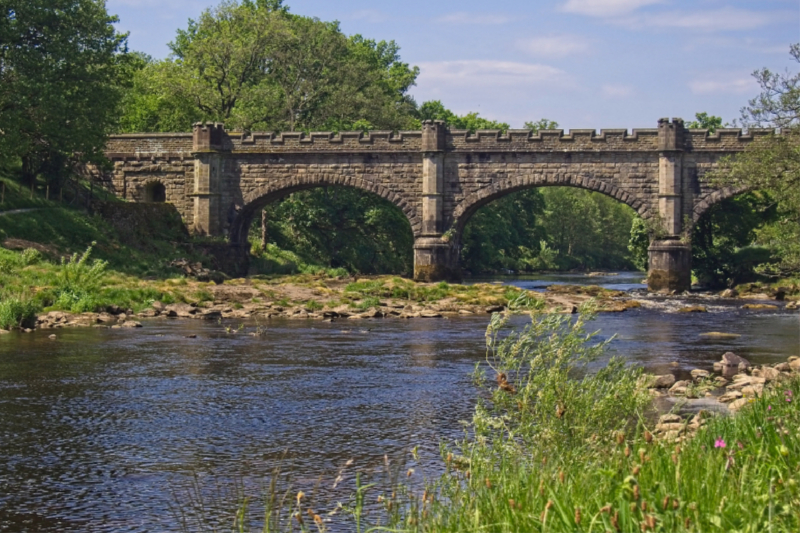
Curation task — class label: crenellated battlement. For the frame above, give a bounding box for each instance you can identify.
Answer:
[105,121,778,158]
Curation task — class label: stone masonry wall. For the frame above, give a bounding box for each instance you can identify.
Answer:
[96,124,777,244]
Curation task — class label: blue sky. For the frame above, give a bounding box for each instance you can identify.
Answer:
[107,0,799,129]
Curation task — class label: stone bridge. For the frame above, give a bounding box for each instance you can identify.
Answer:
[95,119,774,291]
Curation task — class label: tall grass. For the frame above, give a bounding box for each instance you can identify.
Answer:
[215,303,800,532]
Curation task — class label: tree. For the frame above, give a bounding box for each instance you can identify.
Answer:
[711,44,800,275]
[0,0,127,185]
[524,119,558,132]
[119,0,420,133]
[418,101,510,131]
[687,112,724,132]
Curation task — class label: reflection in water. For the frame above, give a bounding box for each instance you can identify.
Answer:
[0,299,797,532]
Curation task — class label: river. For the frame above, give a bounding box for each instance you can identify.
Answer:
[0,273,797,531]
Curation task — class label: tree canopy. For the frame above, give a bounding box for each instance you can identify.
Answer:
[0,0,127,184]
[710,44,800,276]
[118,1,419,133]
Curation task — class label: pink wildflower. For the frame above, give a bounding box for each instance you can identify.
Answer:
[768,405,772,411]
[715,438,726,449]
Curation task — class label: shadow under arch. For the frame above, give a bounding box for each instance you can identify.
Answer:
[449,175,651,245]
[229,177,422,247]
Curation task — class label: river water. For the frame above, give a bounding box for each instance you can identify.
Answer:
[0,273,797,532]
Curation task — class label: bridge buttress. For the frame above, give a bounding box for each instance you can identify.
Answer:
[649,118,692,292]
[192,123,226,236]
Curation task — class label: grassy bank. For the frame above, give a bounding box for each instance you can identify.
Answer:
[213,308,799,533]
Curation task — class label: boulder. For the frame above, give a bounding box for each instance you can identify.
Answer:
[652,374,676,388]
[678,306,707,313]
[741,384,764,398]
[718,390,743,403]
[729,398,750,412]
[786,301,799,310]
[759,366,781,382]
[690,369,710,381]
[658,414,683,424]
[775,362,790,372]
[790,358,800,372]
[120,321,143,328]
[742,304,778,311]
[669,380,689,395]
[164,303,197,318]
[720,289,738,298]
[721,352,750,369]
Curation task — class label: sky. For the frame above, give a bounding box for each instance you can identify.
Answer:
[107,0,800,130]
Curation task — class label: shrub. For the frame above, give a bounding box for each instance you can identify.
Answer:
[0,295,40,329]
[55,243,108,294]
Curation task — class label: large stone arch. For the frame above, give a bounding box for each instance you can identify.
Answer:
[449,174,652,241]
[692,186,751,224]
[228,175,422,246]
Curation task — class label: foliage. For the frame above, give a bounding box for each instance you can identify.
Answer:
[390,375,800,533]
[709,44,800,276]
[628,216,650,271]
[0,0,127,185]
[472,305,647,451]
[524,118,559,132]
[252,187,414,275]
[417,100,510,132]
[0,295,39,330]
[687,112,725,132]
[692,192,777,288]
[462,187,637,274]
[118,1,419,133]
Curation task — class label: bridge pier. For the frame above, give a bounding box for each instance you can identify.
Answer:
[647,118,692,292]
[413,120,461,282]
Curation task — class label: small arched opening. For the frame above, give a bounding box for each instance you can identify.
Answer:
[144,181,167,203]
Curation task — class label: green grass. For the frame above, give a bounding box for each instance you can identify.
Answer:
[343,276,522,306]
[219,306,800,533]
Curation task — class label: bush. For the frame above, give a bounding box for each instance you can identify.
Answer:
[0,295,40,329]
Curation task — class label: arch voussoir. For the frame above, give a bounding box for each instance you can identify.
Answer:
[231,173,423,245]
[451,175,647,237]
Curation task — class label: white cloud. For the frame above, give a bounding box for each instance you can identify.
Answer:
[516,35,590,58]
[418,61,570,88]
[689,75,758,95]
[561,0,663,17]
[437,12,512,25]
[602,84,634,98]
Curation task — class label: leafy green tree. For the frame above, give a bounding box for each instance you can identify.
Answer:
[254,187,413,274]
[418,101,510,131]
[119,0,419,133]
[524,119,559,132]
[692,192,776,287]
[0,0,127,185]
[710,44,800,275]
[687,112,724,132]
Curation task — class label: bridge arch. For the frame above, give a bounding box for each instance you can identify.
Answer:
[228,175,422,246]
[692,186,751,225]
[449,174,651,243]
